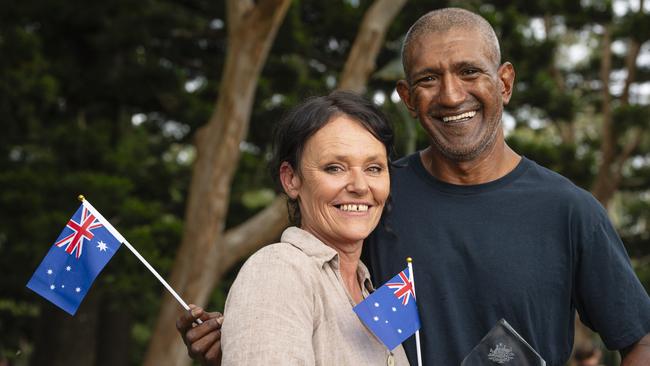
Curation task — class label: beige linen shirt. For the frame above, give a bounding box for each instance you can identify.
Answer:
[221,227,410,366]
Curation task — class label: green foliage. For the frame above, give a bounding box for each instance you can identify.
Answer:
[618,11,650,43]
[613,104,650,131]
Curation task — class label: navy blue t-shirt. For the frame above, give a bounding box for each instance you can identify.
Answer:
[364,153,650,366]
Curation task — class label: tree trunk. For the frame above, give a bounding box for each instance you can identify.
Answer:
[591,24,615,206]
[591,18,643,207]
[543,13,575,145]
[30,290,100,366]
[143,1,406,365]
[143,1,291,365]
[96,301,132,366]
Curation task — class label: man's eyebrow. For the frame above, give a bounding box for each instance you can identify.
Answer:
[410,67,439,81]
[410,61,487,81]
[452,61,486,71]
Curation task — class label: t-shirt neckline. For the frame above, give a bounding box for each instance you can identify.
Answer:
[409,153,531,195]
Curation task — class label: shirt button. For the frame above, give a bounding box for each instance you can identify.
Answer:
[387,353,395,366]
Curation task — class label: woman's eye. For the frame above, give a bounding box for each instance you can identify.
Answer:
[324,165,343,173]
[367,165,383,174]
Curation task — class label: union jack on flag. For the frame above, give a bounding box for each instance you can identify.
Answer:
[27,200,123,315]
[386,270,415,305]
[54,205,103,259]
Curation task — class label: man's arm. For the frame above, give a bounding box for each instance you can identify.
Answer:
[621,333,650,366]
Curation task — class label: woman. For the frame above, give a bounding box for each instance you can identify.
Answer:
[177,91,410,365]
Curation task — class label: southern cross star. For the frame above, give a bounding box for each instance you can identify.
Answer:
[96,240,108,252]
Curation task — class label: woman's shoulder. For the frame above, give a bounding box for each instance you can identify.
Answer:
[245,242,311,268]
[233,242,318,287]
[225,242,318,312]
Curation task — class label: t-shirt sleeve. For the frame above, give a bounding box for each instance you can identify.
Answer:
[221,245,316,365]
[574,207,650,350]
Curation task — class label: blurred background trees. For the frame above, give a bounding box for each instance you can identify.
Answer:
[1,0,648,365]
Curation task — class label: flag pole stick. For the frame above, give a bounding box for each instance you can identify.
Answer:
[407,257,423,366]
[78,195,202,323]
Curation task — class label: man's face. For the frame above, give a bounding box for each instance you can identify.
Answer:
[397,28,515,162]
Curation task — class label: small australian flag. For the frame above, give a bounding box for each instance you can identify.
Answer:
[26,201,122,315]
[354,267,421,350]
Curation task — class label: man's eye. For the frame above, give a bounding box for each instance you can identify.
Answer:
[416,76,435,84]
[367,165,383,174]
[462,69,479,76]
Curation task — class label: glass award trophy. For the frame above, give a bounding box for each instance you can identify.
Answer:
[461,319,546,365]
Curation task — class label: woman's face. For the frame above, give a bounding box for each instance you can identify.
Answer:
[281,115,390,248]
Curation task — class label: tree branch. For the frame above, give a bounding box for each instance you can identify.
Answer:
[543,13,574,144]
[591,24,615,206]
[621,39,641,105]
[338,0,407,92]
[616,129,643,168]
[226,0,254,33]
[221,196,289,270]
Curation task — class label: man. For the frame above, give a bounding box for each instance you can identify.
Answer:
[177,8,650,366]
[364,7,650,365]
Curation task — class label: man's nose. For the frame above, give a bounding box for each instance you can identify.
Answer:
[438,73,465,107]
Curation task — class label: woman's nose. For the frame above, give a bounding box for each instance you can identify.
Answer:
[346,169,369,194]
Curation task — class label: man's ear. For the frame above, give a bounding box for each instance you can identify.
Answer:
[498,62,515,105]
[396,79,417,118]
[279,162,301,199]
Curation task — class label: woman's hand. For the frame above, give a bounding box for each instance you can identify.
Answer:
[176,304,223,366]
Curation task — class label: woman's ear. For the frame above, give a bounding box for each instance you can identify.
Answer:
[279,162,301,199]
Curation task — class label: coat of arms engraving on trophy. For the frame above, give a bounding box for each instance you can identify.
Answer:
[487,343,515,364]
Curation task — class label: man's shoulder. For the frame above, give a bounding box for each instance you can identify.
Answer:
[393,152,416,166]
[522,158,586,192]
[390,152,422,183]
[392,152,418,172]
[521,157,604,211]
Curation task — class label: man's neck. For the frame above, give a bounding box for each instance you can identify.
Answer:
[420,139,521,185]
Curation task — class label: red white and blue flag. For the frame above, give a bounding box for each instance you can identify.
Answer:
[386,270,416,305]
[27,201,123,315]
[54,205,103,259]
[353,267,421,350]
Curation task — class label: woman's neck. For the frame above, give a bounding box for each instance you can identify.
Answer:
[299,226,365,303]
[336,245,364,304]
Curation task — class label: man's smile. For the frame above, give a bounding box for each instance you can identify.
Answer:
[440,110,477,123]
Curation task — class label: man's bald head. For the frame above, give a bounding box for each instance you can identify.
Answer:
[402,8,501,78]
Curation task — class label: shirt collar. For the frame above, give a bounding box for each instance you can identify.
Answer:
[281,226,338,265]
[356,260,375,294]
[281,226,373,292]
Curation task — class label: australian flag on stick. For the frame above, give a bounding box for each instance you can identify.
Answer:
[27,199,123,315]
[354,266,421,350]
